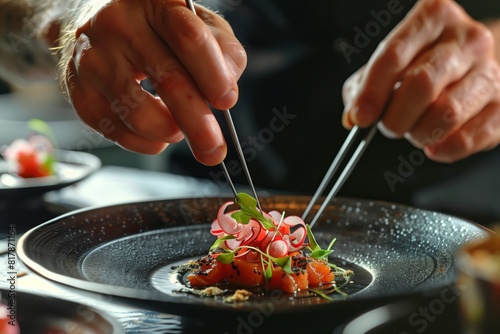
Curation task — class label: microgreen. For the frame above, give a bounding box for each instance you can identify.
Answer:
[306,224,320,251]
[204,193,352,300]
[308,288,335,301]
[306,224,336,261]
[213,245,293,279]
[209,235,235,250]
[42,154,56,176]
[264,259,273,279]
[215,252,234,264]
[308,269,354,300]
[28,118,57,174]
[273,255,292,273]
[231,193,275,230]
[28,118,58,147]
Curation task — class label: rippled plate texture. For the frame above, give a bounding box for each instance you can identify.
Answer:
[18,196,489,332]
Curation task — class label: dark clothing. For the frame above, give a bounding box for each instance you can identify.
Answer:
[169,0,500,224]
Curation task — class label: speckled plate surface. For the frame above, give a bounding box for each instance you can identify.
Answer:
[17,196,490,333]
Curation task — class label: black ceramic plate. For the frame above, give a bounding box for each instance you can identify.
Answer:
[0,150,100,200]
[18,196,490,333]
[0,289,124,333]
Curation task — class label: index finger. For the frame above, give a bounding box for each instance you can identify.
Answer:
[346,0,464,127]
[149,1,241,110]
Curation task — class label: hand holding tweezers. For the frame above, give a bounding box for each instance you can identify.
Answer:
[184,0,262,212]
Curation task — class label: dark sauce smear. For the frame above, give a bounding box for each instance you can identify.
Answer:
[165,256,372,304]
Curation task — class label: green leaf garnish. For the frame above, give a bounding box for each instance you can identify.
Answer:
[265,261,273,279]
[310,249,333,259]
[210,235,235,250]
[206,193,351,299]
[232,193,274,230]
[28,118,57,147]
[273,256,292,274]
[215,252,234,264]
[306,224,336,261]
[308,288,335,301]
[42,155,56,176]
[306,224,320,251]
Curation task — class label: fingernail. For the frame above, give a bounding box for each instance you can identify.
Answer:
[342,110,354,129]
[377,122,398,139]
[197,145,227,166]
[216,89,237,109]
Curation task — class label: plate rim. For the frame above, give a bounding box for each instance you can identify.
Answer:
[17,195,491,315]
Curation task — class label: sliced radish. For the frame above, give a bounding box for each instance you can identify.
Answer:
[268,240,288,258]
[216,202,243,235]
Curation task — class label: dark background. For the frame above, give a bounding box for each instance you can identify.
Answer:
[165,0,500,226]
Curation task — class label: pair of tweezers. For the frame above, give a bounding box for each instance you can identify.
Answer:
[303,124,378,228]
[185,0,262,212]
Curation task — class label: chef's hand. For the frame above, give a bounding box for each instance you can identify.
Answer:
[342,0,500,162]
[62,0,246,166]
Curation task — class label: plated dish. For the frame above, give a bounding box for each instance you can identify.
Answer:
[0,149,100,200]
[18,196,489,333]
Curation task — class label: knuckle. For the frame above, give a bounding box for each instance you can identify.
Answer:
[467,22,495,54]
[435,95,464,127]
[489,61,500,81]
[231,46,247,72]
[408,65,436,101]
[76,49,111,82]
[427,0,462,21]
[376,38,407,72]
[180,16,210,48]
[482,62,500,93]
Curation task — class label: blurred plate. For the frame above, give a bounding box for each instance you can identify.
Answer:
[0,289,124,333]
[17,196,489,333]
[332,297,460,334]
[0,150,101,200]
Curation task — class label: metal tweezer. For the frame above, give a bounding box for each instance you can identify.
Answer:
[185,0,262,212]
[303,124,378,228]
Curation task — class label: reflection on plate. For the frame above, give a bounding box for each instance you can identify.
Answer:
[0,289,124,333]
[18,196,489,333]
[0,149,100,200]
[332,296,462,334]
